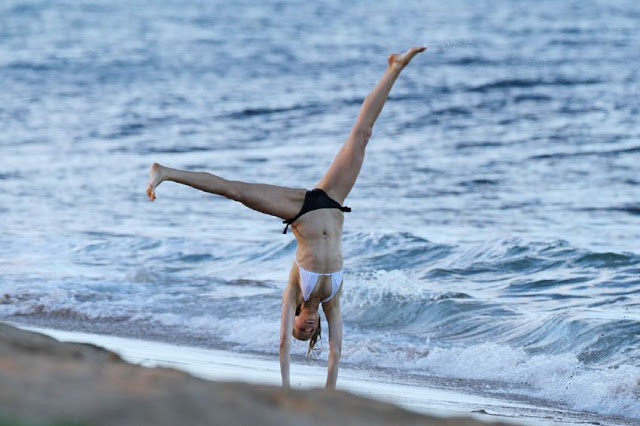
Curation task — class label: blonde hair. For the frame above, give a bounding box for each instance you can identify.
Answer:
[307,320,321,361]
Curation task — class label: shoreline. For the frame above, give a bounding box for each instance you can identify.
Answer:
[0,321,519,426]
[3,320,636,425]
[5,321,629,425]
[17,325,520,419]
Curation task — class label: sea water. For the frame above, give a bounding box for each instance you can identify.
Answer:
[1,0,638,422]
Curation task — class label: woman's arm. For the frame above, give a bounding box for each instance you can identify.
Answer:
[279,286,297,388]
[322,290,343,389]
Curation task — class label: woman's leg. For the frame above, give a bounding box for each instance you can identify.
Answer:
[146,163,306,220]
[316,46,426,204]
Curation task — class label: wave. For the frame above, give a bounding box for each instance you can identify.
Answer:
[450,239,638,271]
[344,232,453,271]
[447,56,497,66]
[0,171,22,180]
[466,77,602,93]
[5,61,57,72]
[576,205,640,217]
[454,141,504,149]
[3,235,639,420]
[403,343,640,419]
[221,93,429,123]
[458,178,499,187]
[507,277,590,293]
[337,332,640,419]
[513,93,553,103]
[138,145,213,154]
[529,145,640,160]
[7,301,638,420]
[430,106,473,117]
[223,102,324,119]
[572,251,639,268]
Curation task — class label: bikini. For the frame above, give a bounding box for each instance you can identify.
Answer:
[283,188,350,303]
[282,188,351,234]
[297,261,344,302]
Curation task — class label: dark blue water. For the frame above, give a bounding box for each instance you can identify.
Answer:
[1,0,639,421]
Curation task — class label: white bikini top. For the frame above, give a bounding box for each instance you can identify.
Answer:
[296,261,343,303]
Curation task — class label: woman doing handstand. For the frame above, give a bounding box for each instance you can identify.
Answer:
[146,46,426,389]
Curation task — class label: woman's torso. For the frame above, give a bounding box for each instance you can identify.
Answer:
[291,208,344,273]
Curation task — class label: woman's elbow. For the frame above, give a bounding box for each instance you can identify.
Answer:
[279,339,290,353]
[329,345,341,358]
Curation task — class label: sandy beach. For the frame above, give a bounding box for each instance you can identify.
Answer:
[0,321,525,426]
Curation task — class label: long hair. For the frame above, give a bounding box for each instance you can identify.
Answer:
[307,319,321,361]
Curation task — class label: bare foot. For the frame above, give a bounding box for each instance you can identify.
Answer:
[388,46,427,70]
[146,163,165,201]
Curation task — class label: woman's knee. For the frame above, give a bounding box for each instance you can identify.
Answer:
[359,125,373,142]
[350,126,372,151]
[223,180,244,202]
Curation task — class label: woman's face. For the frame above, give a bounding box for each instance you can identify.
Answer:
[292,309,319,341]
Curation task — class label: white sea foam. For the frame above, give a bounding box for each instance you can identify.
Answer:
[341,269,431,309]
[125,267,159,283]
[3,280,638,419]
[341,338,640,419]
[426,344,640,418]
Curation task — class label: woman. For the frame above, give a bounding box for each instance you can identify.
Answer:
[146,46,426,389]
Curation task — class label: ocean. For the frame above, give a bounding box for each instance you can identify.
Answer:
[1,0,638,423]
